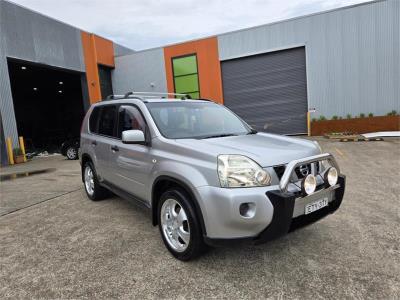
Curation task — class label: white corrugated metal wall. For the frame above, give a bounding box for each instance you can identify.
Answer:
[112,48,168,94]
[0,1,19,146]
[112,48,167,94]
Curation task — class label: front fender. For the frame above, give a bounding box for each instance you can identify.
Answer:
[149,160,212,194]
[148,161,215,235]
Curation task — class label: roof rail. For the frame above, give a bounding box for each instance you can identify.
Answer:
[124,92,134,98]
[123,92,191,99]
[105,91,192,101]
[197,98,215,102]
[105,94,143,101]
[106,94,124,100]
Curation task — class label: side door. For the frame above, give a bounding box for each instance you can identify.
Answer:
[108,105,153,201]
[94,105,118,182]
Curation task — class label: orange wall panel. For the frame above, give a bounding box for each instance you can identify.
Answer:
[94,35,115,67]
[81,32,115,104]
[164,37,224,104]
[81,32,101,104]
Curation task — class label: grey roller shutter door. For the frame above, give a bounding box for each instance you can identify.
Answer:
[221,47,308,135]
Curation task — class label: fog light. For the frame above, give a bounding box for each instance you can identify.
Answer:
[325,167,338,186]
[239,202,256,218]
[255,170,271,185]
[302,174,317,195]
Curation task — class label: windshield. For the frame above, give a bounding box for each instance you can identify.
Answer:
[146,101,252,139]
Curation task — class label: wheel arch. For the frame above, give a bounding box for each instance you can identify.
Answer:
[80,153,93,182]
[151,176,207,236]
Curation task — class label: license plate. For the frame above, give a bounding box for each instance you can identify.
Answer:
[305,197,328,215]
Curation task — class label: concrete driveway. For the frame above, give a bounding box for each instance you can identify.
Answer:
[0,138,399,299]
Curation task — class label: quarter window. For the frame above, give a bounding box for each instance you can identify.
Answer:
[89,107,101,133]
[117,106,146,139]
[172,54,200,99]
[98,105,117,137]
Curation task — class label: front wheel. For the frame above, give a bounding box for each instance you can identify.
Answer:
[158,188,207,261]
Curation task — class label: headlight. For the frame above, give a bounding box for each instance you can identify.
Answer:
[217,155,271,188]
[325,167,338,186]
[302,174,317,195]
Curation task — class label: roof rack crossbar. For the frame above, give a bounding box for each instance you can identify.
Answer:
[125,92,189,97]
[129,92,192,99]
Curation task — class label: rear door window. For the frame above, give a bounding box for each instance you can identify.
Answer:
[98,105,117,137]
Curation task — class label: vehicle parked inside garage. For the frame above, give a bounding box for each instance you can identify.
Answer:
[80,92,346,261]
[61,138,80,160]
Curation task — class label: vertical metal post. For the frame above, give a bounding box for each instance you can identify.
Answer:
[6,137,14,165]
[19,136,27,162]
[307,111,311,136]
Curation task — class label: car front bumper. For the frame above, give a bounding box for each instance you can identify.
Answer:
[199,175,346,247]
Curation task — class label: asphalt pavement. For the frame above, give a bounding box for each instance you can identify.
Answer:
[0,138,399,299]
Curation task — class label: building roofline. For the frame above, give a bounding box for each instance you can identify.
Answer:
[217,0,383,38]
[129,0,384,54]
[3,0,385,55]
[2,0,135,51]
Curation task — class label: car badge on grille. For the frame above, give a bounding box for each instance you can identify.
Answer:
[299,164,310,176]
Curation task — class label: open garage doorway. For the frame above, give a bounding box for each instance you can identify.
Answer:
[7,58,86,153]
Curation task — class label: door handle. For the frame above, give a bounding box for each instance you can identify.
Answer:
[91,141,97,146]
[111,145,119,152]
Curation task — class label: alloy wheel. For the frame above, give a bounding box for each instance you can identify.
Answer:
[160,199,190,252]
[66,147,77,159]
[84,166,95,196]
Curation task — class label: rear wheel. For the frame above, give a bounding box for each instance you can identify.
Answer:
[83,161,108,201]
[158,188,206,261]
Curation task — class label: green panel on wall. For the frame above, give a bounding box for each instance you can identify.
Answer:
[173,55,198,76]
[174,74,199,93]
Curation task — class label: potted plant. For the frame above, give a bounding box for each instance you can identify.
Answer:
[13,147,25,164]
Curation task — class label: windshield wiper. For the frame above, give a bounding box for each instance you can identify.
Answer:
[202,133,239,139]
[247,129,258,135]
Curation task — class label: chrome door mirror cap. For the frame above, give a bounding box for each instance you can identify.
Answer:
[122,130,145,144]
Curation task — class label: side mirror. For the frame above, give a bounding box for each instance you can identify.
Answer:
[122,130,145,144]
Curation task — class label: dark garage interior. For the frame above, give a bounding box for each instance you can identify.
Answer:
[7,59,85,153]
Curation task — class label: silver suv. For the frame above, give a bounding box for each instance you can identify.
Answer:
[80,92,345,261]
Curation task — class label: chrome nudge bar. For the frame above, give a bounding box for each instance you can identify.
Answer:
[279,153,340,193]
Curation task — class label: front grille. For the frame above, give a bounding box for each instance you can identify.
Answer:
[295,162,320,179]
[274,162,321,181]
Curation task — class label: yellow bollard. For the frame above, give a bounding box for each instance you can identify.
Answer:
[6,137,14,165]
[19,136,27,162]
[307,111,311,136]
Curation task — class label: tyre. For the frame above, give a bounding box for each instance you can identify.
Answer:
[83,161,109,201]
[158,188,207,261]
[66,146,78,160]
